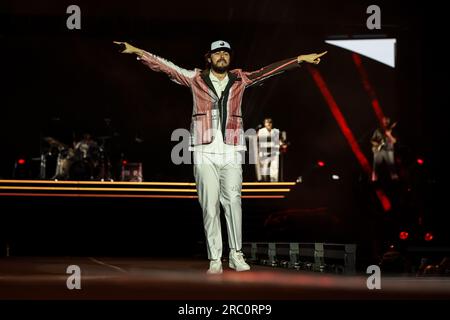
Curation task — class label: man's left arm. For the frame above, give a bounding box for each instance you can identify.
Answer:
[385,130,397,144]
[242,52,327,87]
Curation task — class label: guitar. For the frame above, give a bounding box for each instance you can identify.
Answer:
[371,141,385,153]
[371,122,397,153]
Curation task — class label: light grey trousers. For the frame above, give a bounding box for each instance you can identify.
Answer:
[259,154,279,182]
[372,150,397,180]
[193,152,243,260]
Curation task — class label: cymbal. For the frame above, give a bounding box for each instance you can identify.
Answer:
[43,137,65,147]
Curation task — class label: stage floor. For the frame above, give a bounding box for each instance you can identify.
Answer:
[1,257,450,300]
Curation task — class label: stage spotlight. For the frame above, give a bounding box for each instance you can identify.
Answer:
[331,174,340,180]
[417,158,424,165]
[424,232,434,241]
[122,160,128,165]
[399,231,409,240]
[13,158,29,179]
[317,161,325,167]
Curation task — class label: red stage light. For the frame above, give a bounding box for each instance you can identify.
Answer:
[417,158,424,165]
[317,161,325,167]
[308,66,392,212]
[399,231,409,240]
[122,160,128,165]
[18,159,26,165]
[424,232,434,241]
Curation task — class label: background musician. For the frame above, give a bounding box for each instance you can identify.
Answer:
[371,116,399,182]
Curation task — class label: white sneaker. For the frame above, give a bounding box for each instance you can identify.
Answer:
[229,250,251,272]
[207,259,223,274]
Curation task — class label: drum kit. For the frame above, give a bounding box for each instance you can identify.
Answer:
[40,134,113,181]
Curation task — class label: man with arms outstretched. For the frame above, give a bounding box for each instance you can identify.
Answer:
[114,40,326,274]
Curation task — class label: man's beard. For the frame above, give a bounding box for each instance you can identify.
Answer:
[211,60,229,73]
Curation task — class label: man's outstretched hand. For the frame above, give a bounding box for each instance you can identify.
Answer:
[298,51,327,64]
[113,41,144,56]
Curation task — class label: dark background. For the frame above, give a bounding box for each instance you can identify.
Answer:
[0,0,447,263]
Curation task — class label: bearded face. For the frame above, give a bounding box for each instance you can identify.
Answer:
[209,50,231,73]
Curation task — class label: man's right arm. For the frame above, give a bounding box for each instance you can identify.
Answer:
[371,130,384,151]
[371,129,381,142]
[113,41,196,87]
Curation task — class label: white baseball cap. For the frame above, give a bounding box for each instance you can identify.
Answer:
[210,40,232,53]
